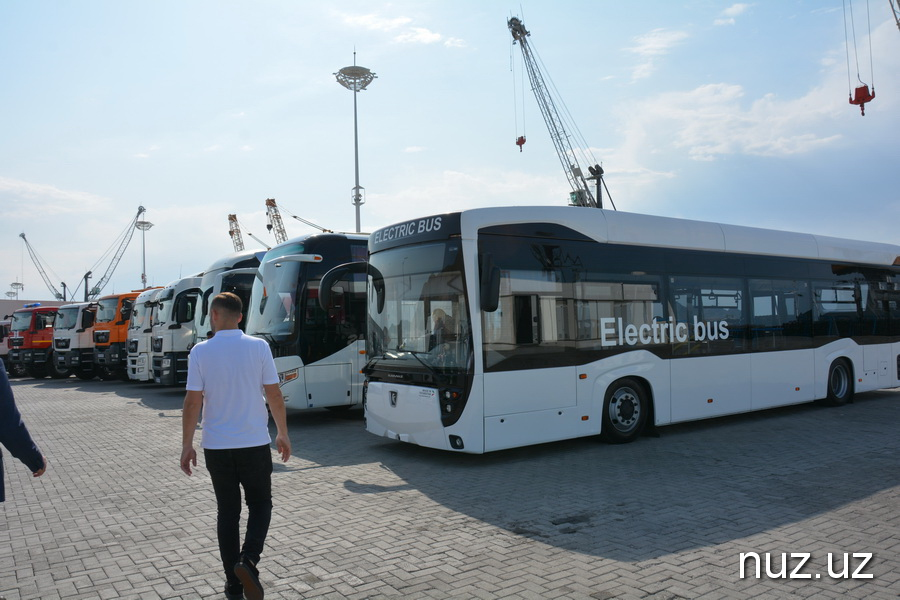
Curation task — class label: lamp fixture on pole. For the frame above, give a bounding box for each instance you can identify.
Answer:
[335,52,376,234]
[135,220,154,288]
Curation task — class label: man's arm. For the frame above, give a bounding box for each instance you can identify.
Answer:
[264,383,291,462]
[180,390,203,476]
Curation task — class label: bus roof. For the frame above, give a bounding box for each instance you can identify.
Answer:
[456,207,900,267]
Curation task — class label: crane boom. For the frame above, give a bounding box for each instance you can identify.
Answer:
[228,214,245,251]
[892,0,900,31]
[88,206,145,299]
[509,16,604,208]
[19,233,65,300]
[265,198,288,244]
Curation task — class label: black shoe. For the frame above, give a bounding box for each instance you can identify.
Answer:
[224,582,244,600]
[234,557,263,600]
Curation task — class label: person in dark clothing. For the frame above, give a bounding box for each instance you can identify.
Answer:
[0,366,47,503]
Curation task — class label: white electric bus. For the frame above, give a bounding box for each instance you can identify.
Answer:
[359,207,900,453]
[246,232,368,413]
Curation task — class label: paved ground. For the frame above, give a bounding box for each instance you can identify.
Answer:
[0,377,898,600]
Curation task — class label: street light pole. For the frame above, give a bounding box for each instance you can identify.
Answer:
[335,52,376,233]
[135,220,154,288]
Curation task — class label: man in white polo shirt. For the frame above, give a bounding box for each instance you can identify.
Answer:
[180,292,290,600]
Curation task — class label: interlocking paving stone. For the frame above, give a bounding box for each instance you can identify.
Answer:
[0,378,898,599]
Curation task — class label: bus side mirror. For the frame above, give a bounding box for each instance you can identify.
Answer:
[480,254,500,313]
[319,261,369,311]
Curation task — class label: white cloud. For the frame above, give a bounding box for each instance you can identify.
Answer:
[340,13,412,32]
[404,146,426,153]
[715,4,751,26]
[0,177,113,218]
[394,27,442,45]
[626,29,689,80]
[616,82,844,163]
[722,4,751,17]
[627,29,689,57]
[337,10,463,47]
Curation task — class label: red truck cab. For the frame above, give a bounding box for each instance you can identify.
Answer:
[5,303,70,378]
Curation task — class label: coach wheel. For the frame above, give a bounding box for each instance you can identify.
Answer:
[601,378,648,444]
[822,358,853,406]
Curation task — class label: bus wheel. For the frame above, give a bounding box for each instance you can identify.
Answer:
[601,378,648,444]
[822,358,853,406]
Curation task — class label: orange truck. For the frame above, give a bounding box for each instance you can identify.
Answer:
[92,290,145,380]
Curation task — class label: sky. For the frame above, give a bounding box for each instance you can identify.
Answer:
[1,1,898,302]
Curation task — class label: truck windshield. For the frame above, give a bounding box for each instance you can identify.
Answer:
[246,242,306,343]
[130,301,153,331]
[153,289,175,326]
[56,307,80,330]
[367,241,472,373]
[96,299,119,323]
[11,312,32,332]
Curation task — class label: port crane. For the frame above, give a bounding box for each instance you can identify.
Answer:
[227,214,271,251]
[265,198,288,244]
[19,233,67,300]
[84,206,147,300]
[508,16,612,209]
[228,214,245,252]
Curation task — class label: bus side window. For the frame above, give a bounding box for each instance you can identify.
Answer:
[513,296,539,345]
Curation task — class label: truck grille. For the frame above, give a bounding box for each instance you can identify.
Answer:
[94,330,110,344]
[55,338,71,350]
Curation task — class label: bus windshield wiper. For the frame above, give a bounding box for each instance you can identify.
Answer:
[403,350,447,385]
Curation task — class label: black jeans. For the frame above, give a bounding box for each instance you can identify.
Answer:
[204,444,273,586]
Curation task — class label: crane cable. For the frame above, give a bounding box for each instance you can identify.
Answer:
[511,33,526,150]
[842,0,875,111]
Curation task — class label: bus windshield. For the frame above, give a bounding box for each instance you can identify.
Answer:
[56,307,80,330]
[367,241,472,374]
[246,243,306,343]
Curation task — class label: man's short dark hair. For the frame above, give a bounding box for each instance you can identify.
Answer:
[210,292,243,317]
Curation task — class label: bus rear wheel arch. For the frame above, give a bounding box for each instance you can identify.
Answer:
[601,377,650,444]
[821,358,854,407]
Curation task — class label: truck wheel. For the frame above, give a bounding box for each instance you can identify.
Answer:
[48,356,71,379]
[97,366,118,381]
[75,369,97,381]
[601,378,649,444]
[7,363,28,378]
[25,364,48,379]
